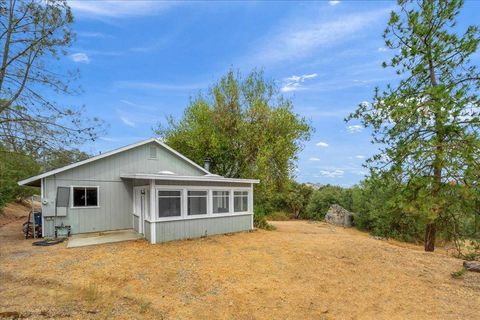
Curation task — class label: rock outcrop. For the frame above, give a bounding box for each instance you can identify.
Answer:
[325,204,354,227]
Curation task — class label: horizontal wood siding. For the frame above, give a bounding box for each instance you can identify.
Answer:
[154,214,252,243]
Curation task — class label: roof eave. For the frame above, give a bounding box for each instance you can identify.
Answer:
[16,138,212,186]
[120,173,260,184]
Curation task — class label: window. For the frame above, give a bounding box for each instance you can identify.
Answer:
[158,190,181,217]
[187,191,207,215]
[234,191,249,212]
[72,187,98,207]
[212,191,230,214]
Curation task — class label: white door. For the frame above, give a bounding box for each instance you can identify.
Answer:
[134,187,149,234]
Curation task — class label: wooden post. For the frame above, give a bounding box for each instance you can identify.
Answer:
[31,196,36,239]
[149,179,156,244]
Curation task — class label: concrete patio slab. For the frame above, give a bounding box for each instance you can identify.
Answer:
[67,229,144,248]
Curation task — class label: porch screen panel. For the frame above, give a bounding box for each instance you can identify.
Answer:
[158,190,181,217]
[188,191,207,215]
[234,191,248,212]
[212,191,230,214]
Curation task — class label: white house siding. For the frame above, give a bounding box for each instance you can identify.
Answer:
[133,215,140,233]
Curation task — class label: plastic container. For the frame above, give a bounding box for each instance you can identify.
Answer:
[33,212,42,226]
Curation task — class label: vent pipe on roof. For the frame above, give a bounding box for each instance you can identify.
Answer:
[204,158,211,171]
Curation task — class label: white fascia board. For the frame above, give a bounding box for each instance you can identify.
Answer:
[18,138,211,186]
[120,173,260,184]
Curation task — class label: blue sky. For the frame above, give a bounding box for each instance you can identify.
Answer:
[59,0,480,186]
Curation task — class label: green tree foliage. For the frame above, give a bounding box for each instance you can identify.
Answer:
[348,0,480,251]
[351,174,428,242]
[0,147,39,208]
[274,182,313,219]
[0,0,103,156]
[39,148,90,172]
[155,69,312,212]
[305,185,352,220]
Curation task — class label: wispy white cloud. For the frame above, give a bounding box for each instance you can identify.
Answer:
[351,169,367,175]
[296,106,352,119]
[347,124,363,133]
[319,169,344,178]
[309,157,321,161]
[120,99,159,112]
[329,1,341,5]
[99,136,119,142]
[68,0,179,18]
[251,8,388,65]
[77,31,109,38]
[355,155,365,159]
[120,116,136,127]
[377,47,387,52]
[281,73,318,92]
[114,81,206,91]
[70,52,90,63]
[316,141,329,147]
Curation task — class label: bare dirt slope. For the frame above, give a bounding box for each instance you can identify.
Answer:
[0,201,36,228]
[1,213,479,319]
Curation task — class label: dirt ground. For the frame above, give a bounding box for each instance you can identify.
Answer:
[1,203,479,319]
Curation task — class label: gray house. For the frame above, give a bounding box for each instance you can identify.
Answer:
[18,138,259,244]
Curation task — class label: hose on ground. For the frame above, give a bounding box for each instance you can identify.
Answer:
[32,238,66,246]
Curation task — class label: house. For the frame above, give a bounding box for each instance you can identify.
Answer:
[18,138,259,244]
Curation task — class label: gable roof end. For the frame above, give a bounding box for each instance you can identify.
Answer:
[18,138,211,186]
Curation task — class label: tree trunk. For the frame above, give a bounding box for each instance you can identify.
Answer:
[424,222,436,252]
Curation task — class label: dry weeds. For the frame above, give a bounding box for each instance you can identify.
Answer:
[0,203,479,319]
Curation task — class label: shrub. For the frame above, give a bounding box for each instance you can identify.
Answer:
[267,211,291,221]
[304,185,351,220]
[253,206,276,230]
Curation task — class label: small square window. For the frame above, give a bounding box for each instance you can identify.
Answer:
[72,187,99,207]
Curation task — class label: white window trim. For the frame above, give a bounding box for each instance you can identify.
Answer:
[70,186,100,209]
[212,190,231,215]
[233,190,249,214]
[155,188,183,221]
[146,185,252,222]
[186,189,209,217]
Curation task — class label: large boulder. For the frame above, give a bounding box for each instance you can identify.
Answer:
[325,204,354,227]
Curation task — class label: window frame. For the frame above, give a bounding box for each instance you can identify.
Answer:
[157,189,183,219]
[187,190,209,216]
[150,186,252,222]
[234,190,249,213]
[212,190,231,214]
[70,186,100,209]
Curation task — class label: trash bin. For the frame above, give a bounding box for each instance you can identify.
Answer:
[33,212,42,226]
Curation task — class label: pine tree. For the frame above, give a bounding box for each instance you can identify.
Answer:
[348,0,480,251]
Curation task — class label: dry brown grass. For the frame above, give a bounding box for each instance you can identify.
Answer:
[0,203,479,319]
